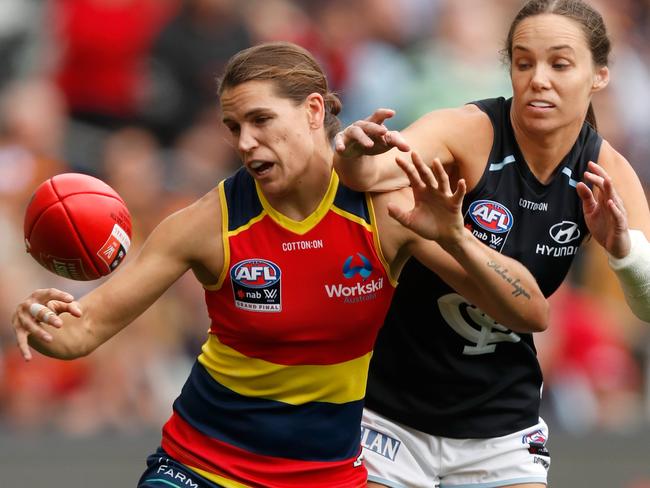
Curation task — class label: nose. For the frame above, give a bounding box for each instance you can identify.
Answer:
[237,125,259,153]
[531,65,551,91]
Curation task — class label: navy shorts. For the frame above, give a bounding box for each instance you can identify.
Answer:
[137,448,225,488]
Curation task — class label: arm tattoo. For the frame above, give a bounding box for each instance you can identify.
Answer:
[487,261,531,299]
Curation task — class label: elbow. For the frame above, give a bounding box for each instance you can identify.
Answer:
[519,295,550,333]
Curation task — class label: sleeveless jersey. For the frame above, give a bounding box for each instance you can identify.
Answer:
[161,168,396,487]
[365,97,602,438]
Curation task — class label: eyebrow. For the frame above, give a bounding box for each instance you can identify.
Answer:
[222,107,272,125]
[513,44,575,53]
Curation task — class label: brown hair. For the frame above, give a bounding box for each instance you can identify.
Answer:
[503,0,611,131]
[218,41,342,141]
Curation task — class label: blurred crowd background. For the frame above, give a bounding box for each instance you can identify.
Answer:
[1,0,650,472]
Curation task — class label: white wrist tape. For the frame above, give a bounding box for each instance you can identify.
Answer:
[608,229,650,322]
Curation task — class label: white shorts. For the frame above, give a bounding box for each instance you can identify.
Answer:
[361,408,550,488]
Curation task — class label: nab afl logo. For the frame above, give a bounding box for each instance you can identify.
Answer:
[231,259,280,287]
[231,259,282,312]
[469,200,513,234]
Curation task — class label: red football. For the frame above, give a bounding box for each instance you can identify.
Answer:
[24,173,132,281]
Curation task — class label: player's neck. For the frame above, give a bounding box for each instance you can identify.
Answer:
[264,154,334,222]
[513,119,584,185]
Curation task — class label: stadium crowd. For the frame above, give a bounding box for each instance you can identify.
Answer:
[1,0,650,438]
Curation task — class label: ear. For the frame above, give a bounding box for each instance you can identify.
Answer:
[592,66,609,92]
[305,92,325,130]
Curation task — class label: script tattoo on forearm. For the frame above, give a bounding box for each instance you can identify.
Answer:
[487,261,531,299]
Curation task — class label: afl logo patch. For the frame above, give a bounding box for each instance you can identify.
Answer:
[469,200,513,234]
[231,259,282,312]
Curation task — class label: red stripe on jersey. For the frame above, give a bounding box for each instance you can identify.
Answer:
[162,413,367,488]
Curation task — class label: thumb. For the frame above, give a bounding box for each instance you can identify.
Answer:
[387,202,410,228]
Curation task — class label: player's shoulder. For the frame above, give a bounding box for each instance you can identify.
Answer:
[410,104,492,144]
[153,187,222,250]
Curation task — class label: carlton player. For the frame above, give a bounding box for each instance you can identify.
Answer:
[334,1,650,487]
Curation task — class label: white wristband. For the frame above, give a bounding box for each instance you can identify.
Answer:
[607,229,650,322]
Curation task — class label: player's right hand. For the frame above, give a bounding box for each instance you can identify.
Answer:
[11,288,81,361]
[334,108,410,159]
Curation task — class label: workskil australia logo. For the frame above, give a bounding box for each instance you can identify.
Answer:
[325,252,383,304]
[465,199,513,251]
[231,258,282,312]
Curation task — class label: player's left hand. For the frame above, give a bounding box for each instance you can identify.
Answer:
[388,152,466,245]
[576,161,630,258]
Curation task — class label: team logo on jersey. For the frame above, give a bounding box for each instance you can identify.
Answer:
[360,425,401,461]
[324,253,383,304]
[231,259,282,312]
[465,200,513,251]
[438,293,521,355]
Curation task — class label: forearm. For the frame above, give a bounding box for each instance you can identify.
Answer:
[334,153,382,191]
[334,152,410,192]
[440,229,549,332]
[28,312,97,359]
[608,229,650,322]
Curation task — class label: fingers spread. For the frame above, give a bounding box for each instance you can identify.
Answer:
[367,108,396,125]
[453,179,467,205]
[385,131,410,152]
[430,158,449,193]
[576,182,597,212]
[411,152,437,190]
[396,155,425,190]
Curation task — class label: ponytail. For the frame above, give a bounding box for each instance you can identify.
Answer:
[585,102,598,131]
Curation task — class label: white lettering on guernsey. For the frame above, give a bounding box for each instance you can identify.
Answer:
[519,198,549,212]
[535,244,579,257]
[325,278,384,298]
[282,239,324,252]
[234,301,281,312]
[360,426,401,461]
[235,266,277,282]
[155,465,199,487]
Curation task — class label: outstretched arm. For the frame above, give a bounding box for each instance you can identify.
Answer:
[388,152,548,333]
[334,105,491,193]
[578,145,650,321]
[11,191,223,360]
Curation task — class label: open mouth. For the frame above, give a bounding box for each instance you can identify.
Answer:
[249,160,274,176]
[528,101,555,109]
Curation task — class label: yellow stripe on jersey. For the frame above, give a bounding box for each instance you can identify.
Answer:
[198,334,372,405]
[330,204,373,231]
[188,465,252,488]
[228,212,267,237]
[256,171,339,234]
[205,182,232,291]
[366,193,399,287]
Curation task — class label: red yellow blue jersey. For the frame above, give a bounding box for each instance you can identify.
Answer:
[161,168,397,487]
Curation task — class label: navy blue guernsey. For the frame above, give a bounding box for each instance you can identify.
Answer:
[365,97,602,438]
